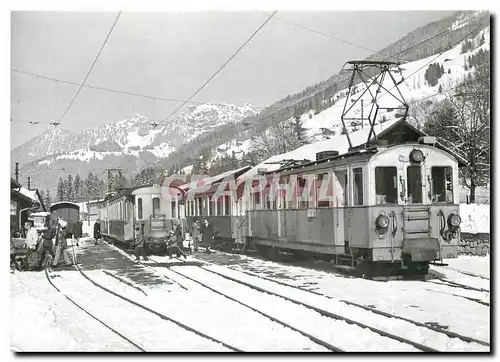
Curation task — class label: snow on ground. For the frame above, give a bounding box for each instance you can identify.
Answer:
[10,272,139,352]
[52,271,229,352]
[197,264,487,352]
[209,252,489,344]
[107,246,327,351]
[459,204,490,234]
[55,149,123,162]
[436,255,490,279]
[146,142,175,158]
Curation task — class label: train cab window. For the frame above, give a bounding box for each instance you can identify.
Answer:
[224,196,231,215]
[152,197,160,217]
[352,168,364,206]
[137,198,143,219]
[407,166,423,204]
[431,166,453,203]
[375,167,398,204]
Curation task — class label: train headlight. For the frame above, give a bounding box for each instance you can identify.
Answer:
[409,149,424,163]
[448,213,461,229]
[375,214,390,230]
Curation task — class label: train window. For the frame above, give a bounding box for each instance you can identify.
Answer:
[216,196,223,216]
[407,166,423,204]
[352,168,364,206]
[334,170,348,207]
[431,167,453,203]
[253,192,261,210]
[152,197,160,217]
[171,201,177,218]
[208,197,213,216]
[224,196,231,215]
[138,198,143,219]
[375,167,398,204]
[317,173,330,207]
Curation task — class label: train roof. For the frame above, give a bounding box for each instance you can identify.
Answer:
[182,166,252,194]
[237,119,467,184]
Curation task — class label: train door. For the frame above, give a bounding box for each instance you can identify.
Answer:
[332,169,347,253]
[402,160,433,246]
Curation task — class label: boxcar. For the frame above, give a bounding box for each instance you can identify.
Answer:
[50,202,80,236]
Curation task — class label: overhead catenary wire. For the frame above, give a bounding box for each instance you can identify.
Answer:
[57,12,122,124]
[275,15,377,53]
[161,10,278,123]
[226,14,484,132]
[11,68,266,110]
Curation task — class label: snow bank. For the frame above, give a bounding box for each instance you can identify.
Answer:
[460,204,490,234]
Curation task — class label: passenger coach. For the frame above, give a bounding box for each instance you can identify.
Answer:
[98,184,183,249]
[243,136,466,276]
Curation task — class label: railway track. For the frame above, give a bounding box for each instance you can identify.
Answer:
[104,241,489,351]
[161,254,489,352]
[43,250,239,352]
[44,258,145,352]
[223,265,490,348]
[148,259,430,352]
[430,278,489,293]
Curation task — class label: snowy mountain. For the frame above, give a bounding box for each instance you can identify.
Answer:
[11,103,257,192]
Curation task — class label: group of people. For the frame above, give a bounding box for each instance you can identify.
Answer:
[15,216,75,270]
[132,218,215,262]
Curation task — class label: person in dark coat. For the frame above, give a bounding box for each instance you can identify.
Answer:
[93,219,101,246]
[190,218,201,252]
[74,219,83,247]
[38,217,55,269]
[134,224,149,262]
[200,218,214,254]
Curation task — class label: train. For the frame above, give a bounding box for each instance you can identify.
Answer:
[97,184,184,251]
[49,202,80,237]
[95,130,465,276]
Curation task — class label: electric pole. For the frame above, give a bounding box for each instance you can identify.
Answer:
[15,162,19,182]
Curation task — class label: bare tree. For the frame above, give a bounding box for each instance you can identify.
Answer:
[424,61,490,203]
[250,121,304,160]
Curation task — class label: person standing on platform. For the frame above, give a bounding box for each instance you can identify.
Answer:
[201,218,214,254]
[93,219,101,246]
[38,217,55,269]
[74,219,83,247]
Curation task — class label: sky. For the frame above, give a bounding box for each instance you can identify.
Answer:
[10,10,454,149]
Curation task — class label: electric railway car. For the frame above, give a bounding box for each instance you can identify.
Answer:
[98,184,183,250]
[239,137,465,275]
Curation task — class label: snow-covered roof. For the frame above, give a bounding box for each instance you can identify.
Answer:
[18,187,40,203]
[237,118,400,184]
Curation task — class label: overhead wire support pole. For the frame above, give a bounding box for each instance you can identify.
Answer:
[57,11,122,124]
